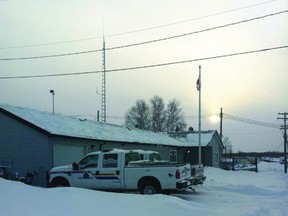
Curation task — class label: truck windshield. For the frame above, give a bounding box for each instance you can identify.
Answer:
[78,154,99,169]
[125,152,141,165]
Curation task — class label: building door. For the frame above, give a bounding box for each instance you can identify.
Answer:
[53,143,86,166]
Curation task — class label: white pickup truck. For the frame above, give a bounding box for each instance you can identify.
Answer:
[136,150,206,185]
[48,149,194,194]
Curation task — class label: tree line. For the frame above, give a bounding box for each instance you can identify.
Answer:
[125,95,187,132]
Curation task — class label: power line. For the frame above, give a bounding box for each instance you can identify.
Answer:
[0,0,278,50]
[184,115,211,119]
[224,113,281,128]
[106,9,288,51]
[0,45,287,80]
[0,49,103,61]
[0,37,103,50]
[105,0,278,37]
[1,9,287,61]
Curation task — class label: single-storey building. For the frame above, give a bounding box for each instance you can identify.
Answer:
[0,104,223,186]
[169,131,224,167]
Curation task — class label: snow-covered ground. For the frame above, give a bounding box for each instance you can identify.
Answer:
[1,161,287,216]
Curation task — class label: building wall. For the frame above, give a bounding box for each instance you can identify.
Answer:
[179,147,212,166]
[207,134,223,168]
[0,112,50,186]
[178,133,223,167]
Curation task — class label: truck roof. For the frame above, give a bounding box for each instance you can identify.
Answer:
[86,148,137,156]
[132,149,159,154]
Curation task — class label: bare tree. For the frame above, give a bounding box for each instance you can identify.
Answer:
[166,99,187,132]
[125,97,187,132]
[150,95,166,132]
[223,136,233,154]
[125,99,150,130]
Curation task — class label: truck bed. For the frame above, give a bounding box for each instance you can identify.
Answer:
[128,160,188,167]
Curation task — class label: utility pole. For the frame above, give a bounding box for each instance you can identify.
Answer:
[220,107,225,163]
[220,107,223,140]
[278,112,287,173]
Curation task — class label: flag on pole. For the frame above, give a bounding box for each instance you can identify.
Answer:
[196,76,201,91]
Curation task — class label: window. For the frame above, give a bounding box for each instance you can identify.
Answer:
[78,154,99,169]
[0,159,12,168]
[103,154,118,168]
[170,150,177,162]
[214,154,219,165]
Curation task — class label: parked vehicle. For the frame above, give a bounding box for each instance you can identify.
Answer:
[48,149,194,194]
[134,149,206,185]
[232,157,258,172]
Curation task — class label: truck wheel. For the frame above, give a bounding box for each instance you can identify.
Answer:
[140,181,160,195]
[51,178,70,187]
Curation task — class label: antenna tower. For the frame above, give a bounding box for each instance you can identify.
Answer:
[101,38,106,123]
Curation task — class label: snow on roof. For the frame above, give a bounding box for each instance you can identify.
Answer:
[170,131,216,147]
[0,104,185,146]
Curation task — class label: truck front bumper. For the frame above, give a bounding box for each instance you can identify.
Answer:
[176,177,194,190]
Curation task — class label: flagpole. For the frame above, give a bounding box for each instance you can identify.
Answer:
[198,65,202,164]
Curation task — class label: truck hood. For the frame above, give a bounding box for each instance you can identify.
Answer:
[49,164,72,172]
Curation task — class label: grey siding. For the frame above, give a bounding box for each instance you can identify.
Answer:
[207,134,223,168]
[0,112,50,186]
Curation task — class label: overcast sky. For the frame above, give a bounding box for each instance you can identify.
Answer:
[1,0,287,152]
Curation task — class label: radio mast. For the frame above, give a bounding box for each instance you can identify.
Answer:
[101,37,106,123]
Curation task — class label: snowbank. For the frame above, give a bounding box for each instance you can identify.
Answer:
[1,161,287,216]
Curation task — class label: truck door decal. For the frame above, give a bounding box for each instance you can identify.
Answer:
[83,172,89,179]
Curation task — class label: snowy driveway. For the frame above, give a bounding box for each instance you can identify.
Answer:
[173,162,288,215]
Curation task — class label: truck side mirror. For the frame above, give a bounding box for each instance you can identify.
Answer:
[72,162,78,170]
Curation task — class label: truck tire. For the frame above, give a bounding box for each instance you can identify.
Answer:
[50,178,70,187]
[139,180,161,195]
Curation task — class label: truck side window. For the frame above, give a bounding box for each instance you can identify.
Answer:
[78,155,99,169]
[103,154,118,168]
[149,153,161,161]
[125,152,141,165]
